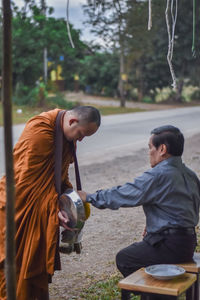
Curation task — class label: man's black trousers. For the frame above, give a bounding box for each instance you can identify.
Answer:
[116,232,197,300]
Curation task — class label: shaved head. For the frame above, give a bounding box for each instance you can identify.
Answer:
[70,106,101,127]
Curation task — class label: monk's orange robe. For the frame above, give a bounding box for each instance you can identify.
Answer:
[0,109,73,299]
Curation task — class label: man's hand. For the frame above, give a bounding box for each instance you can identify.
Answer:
[58,210,73,231]
[77,190,87,202]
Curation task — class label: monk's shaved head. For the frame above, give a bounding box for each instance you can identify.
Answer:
[63,106,100,142]
[70,106,101,127]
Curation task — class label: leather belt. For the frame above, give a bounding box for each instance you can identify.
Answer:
[161,227,195,235]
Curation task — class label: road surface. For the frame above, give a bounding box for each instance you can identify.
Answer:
[0,106,200,175]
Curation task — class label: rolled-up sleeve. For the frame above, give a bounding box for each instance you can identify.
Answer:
[86,171,157,209]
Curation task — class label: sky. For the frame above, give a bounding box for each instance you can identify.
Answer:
[13,0,95,43]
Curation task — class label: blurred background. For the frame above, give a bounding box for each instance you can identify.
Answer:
[0,0,200,120]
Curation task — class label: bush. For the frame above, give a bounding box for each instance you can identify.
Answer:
[13,82,48,107]
[46,93,75,109]
[182,85,200,102]
[13,82,76,109]
[142,96,154,103]
[155,87,172,103]
[155,85,200,103]
[13,85,40,106]
[129,88,139,101]
[191,89,200,101]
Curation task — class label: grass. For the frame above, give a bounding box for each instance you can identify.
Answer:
[0,104,45,126]
[0,102,146,126]
[195,226,200,252]
[96,106,145,116]
[79,273,139,300]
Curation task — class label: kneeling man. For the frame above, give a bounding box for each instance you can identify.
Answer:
[79,125,200,300]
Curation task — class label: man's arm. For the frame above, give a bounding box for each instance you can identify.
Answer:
[78,171,156,210]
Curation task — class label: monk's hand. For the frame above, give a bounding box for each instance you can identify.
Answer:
[142,226,147,237]
[58,210,73,231]
[77,190,87,202]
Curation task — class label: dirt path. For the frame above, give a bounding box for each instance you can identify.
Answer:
[65,91,185,111]
[49,132,200,300]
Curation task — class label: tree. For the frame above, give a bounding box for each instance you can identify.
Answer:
[124,0,200,102]
[79,51,119,96]
[83,0,129,106]
[9,0,87,97]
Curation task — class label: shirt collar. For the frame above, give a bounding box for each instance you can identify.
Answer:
[156,156,182,168]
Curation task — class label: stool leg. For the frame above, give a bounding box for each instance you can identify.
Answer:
[140,294,150,300]
[192,273,200,300]
[186,283,194,300]
[196,273,199,300]
[121,289,131,300]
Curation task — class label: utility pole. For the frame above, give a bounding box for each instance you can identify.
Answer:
[2,0,16,299]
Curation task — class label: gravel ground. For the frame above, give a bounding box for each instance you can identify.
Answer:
[49,132,200,300]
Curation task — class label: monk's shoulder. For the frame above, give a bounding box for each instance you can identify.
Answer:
[28,108,61,128]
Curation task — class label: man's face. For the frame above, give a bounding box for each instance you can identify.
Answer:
[148,135,164,168]
[64,120,98,142]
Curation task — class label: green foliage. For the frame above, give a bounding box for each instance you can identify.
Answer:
[125,0,200,99]
[45,18,86,90]
[80,274,139,300]
[13,84,39,106]
[155,85,200,103]
[83,0,128,48]
[9,0,87,103]
[191,89,200,101]
[142,96,154,104]
[84,0,200,101]
[47,94,75,110]
[13,82,48,106]
[12,5,44,88]
[13,81,75,109]
[79,51,119,96]
[155,87,174,103]
[1,0,200,106]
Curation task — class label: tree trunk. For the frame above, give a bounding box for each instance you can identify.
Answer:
[137,68,144,102]
[174,79,184,103]
[118,47,126,107]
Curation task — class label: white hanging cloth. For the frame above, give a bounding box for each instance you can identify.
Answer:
[165,0,178,89]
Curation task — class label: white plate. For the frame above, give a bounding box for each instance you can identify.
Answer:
[145,264,185,280]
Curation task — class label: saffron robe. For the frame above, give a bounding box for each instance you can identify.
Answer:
[0,109,74,299]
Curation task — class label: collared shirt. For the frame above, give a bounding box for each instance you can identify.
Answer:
[86,157,200,233]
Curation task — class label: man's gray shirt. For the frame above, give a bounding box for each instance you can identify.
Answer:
[86,157,200,233]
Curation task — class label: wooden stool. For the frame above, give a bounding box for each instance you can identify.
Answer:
[177,252,200,300]
[118,268,196,300]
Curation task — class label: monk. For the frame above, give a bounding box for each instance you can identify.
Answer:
[0,106,101,300]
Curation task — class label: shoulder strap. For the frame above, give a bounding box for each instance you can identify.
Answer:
[70,142,82,190]
[55,110,82,196]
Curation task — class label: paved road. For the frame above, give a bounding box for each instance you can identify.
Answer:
[77,106,200,165]
[1,106,200,175]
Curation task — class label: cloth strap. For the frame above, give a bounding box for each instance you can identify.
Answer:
[55,110,82,196]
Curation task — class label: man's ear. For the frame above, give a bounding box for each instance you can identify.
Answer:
[160,144,167,156]
[69,118,78,126]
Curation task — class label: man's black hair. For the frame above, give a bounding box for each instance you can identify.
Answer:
[72,105,101,127]
[151,125,184,156]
